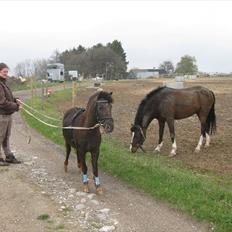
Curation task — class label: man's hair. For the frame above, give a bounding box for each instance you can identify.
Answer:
[0,63,9,71]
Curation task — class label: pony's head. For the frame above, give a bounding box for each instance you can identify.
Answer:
[130,124,146,153]
[95,91,114,133]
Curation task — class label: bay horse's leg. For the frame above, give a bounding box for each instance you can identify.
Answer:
[205,122,211,147]
[91,151,103,194]
[196,112,207,152]
[64,142,71,173]
[79,152,89,193]
[154,120,165,153]
[205,133,211,147]
[167,119,177,157]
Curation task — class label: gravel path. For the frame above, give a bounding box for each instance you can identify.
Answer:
[0,87,209,232]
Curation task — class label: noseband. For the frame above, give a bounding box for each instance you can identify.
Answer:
[95,100,113,125]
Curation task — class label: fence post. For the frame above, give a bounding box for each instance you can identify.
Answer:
[30,76,34,107]
[41,80,45,110]
[72,81,77,107]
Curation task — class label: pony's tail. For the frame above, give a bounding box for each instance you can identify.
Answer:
[206,91,216,135]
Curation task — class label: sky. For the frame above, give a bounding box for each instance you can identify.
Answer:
[1,1,232,73]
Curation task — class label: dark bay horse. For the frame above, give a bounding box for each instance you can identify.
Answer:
[130,86,216,156]
[62,91,114,193]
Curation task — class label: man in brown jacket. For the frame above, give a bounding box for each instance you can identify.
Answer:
[0,63,21,166]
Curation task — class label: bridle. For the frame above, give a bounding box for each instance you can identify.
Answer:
[95,100,113,125]
[138,126,146,141]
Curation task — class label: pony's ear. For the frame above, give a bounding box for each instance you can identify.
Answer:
[109,92,113,95]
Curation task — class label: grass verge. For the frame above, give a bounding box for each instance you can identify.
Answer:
[22,89,232,232]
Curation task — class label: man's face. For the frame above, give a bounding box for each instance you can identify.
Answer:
[0,68,9,78]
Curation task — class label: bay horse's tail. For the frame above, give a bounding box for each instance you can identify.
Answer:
[206,91,216,135]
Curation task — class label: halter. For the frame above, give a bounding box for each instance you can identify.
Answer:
[95,100,113,125]
[138,126,146,140]
[130,125,146,153]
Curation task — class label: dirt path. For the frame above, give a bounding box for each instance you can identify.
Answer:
[0,87,209,232]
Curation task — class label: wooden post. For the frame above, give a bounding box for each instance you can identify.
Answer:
[72,81,78,107]
[72,81,75,107]
[41,81,45,110]
[30,76,34,107]
[63,80,66,89]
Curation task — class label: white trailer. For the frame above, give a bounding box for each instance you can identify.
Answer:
[47,63,64,82]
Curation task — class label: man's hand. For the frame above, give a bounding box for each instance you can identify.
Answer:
[16,99,22,109]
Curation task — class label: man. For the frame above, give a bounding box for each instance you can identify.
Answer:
[0,63,21,166]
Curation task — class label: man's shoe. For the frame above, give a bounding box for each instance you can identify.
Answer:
[5,154,21,164]
[0,158,10,166]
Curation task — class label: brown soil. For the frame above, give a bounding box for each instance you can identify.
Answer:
[59,78,232,176]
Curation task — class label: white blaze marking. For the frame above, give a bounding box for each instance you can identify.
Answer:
[130,132,135,152]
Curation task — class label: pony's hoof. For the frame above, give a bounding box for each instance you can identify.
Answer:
[195,148,201,153]
[96,185,103,195]
[64,165,68,173]
[205,144,210,148]
[83,183,89,193]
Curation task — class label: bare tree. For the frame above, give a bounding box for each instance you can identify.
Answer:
[33,59,48,79]
[14,59,48,79]
[49,49,60,63]
[159,61,174,74]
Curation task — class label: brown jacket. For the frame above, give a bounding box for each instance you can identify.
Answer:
[0,77,19,115]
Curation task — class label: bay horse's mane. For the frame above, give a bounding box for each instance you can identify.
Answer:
[134,86,166,125]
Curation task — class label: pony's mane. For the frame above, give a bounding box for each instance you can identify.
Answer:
[134,86,166,125]
[87,91,113,109]
[97,91,113,103]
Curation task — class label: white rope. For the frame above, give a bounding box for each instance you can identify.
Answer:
[22,107,100,130]
[18,100,62,122]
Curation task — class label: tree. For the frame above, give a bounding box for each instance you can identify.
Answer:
[33,59,48,79]
[159,61,174,74]
[58,41,128,79]
[14,59,48,79]
[175,55,198,75]
[107,40,128,65]
[49,49,60,63]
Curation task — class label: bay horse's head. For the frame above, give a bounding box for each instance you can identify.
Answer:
[95,91,114,133]
[130,124,146,153]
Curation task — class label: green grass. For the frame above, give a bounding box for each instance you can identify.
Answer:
[11,81,66,92]
[22,89,232,232]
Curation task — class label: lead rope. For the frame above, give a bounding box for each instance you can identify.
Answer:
[18,100,62,122]
[22,107,101,130]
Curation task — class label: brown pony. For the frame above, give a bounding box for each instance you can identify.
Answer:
[130,86,216,156]
[63,91,113,193]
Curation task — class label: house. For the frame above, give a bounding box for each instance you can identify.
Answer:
[128,68,167,79]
